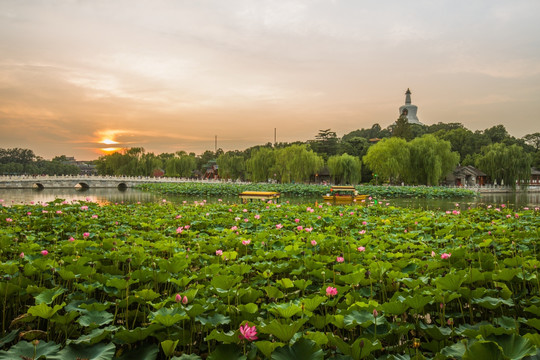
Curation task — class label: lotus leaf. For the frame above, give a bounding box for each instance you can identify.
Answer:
[52,342,116,360]
[271,338,324,360]
[0,340,60,360]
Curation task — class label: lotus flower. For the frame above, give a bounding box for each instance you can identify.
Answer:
[216,249,223,256]
[357,246,365,252]
[440,253,451,260]
[182,296,188,305]
[41,250,48,256]
[311,240,317,246]
[326,286,338,296]
[239,323,258,341]
[336,256,344,263]
[175,294,182,302]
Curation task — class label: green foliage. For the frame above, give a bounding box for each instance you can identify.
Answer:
[217,153,246,180]
[136,182,477,198]
[476,143,532,187]
[327,153,362,185]
[0,194,537,359]
[408,135,459,185]
[246,147,276,182]
[363,137,410,184]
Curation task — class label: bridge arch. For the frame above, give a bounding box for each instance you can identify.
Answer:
[33,183,44,190]
[75,182,90,190]
[117,182,128,190]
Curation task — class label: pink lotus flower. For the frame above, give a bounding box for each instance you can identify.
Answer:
[359,230,366,235]
[162,199,167,203]
[68,237,75,242]
[6,218,12,222]
[244,219,249,222]
[311,240,317,246]
[336,256,344,263]
[216,249,223,256]
[182,296,188,305]
[305,227,313,232]
[56,211,62,214]
[326,286,338,297]
[83,232,90,239]
[175,294,182,302]
[41,250,48,256]
[373,309,378,317]
[254,214,260,220]
[295,218,300,223]
[185,225,190,229]
[176,227,184,234]
[357,246,365,252]
[19,252,24,258]
[276,224,283,229]
[91,214,98,219]
[242,239,251,246]
[362,221,367,225]
[80,206,88,211]
[297,226,303,231]
[231,226,238,231]
[441,253,451,260]
[239,323,258,341]
[431,251,436,257]
[27,212,31,216]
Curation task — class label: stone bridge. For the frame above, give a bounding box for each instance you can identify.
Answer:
[0,175,210,190]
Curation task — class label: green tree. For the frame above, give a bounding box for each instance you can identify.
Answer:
[362,137,410,184]
[217,152,246,180]
[310,129,338,160]
[327,153,362,185]
[408,135,460,185]
[476,143,532,187]
[274,144,324,183]
[392,114,412,140]
[246,147,276,182]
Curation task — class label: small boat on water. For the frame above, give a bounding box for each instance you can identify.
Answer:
[322,186,368,205]
[239,191,280,204]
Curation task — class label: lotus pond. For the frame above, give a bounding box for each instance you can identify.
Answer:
[0,199,539,359]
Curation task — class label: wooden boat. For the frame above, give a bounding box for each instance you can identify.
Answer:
[239,191,280,203]
[322,186,368,204]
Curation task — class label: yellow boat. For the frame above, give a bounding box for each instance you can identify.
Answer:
[239,191,280,204]
[322,186,368,205]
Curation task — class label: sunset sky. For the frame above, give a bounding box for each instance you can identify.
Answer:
[1,1,539,160]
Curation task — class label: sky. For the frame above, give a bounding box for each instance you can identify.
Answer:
[1,0,539,160]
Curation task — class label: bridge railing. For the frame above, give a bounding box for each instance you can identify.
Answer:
[0,175,250,184]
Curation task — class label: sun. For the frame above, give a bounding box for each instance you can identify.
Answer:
[100,139,119,145]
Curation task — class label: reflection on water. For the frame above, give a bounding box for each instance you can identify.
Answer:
[0,188,162,206]
[0,188,539,209]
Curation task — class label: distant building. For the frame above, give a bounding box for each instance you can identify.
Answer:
[444,165,487,186]
[398,88,423,125]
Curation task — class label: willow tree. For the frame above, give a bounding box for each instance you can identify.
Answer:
[165,154,197,177]
[408,135,459,185]
[327,153,362,185]
[217,153,246,180]
[274,144,324,183]
[476,143,531,187]
[362,137,410,184]
[246,147,276,182]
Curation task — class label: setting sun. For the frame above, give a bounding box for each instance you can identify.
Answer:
[101,147,121,153]
[100,139,119,145]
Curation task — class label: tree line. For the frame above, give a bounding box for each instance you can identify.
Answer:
[0,149,80,176]
[3,122,539,186]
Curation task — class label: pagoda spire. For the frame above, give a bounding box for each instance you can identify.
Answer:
[405,88,412,105]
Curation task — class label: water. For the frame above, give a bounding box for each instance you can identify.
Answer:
[1,188,539,209]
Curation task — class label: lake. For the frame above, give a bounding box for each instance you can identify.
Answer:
[1,187,539,210]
